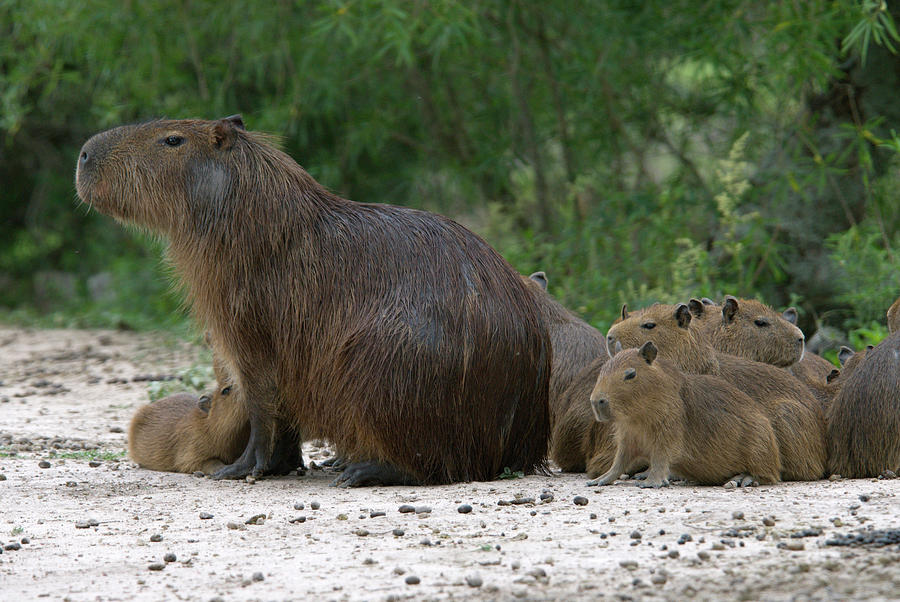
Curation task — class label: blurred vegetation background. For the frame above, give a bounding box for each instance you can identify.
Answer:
[3,0,900,346]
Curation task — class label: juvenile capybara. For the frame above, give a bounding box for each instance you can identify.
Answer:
[587,342,780,488]
[606,303,826,481]
[76,116,551,486]
[521,271,607,427]
[826,332,900,478]
[690,296,804,367]
[128,386,249,474]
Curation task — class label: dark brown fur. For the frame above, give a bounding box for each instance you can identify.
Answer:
[76,117,551,485]
[888,295,900,334]
[607,304,826,481]
[587,343,780,487]
[826,332,900,477]
[521,272,607,427]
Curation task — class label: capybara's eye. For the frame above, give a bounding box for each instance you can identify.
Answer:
[221,386,232,395]
[754,318,769,327]
[163,135,185,147]
[624,368,636,381]
[640,322,656,330]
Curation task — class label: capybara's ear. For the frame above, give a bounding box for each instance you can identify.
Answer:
[688,298,705,318]
[223,114,245,130]
[198,394,211,413]
[212,116,242,149]
[621,303,629,321]
[826,369,841,383]
[701,297,715,306]
[639,340,657,364]
[528,271,548,290]
[783,307,799,325]
[675,303,692,329]
[722,296,739,324]
[838,346,855,366]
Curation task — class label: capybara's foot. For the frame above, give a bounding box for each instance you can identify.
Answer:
[210,455,260,480]
[320,455,349,471]
[586,471,619,487]
[631,469,649,480]
[636,477,670,488]
[724,474,759,488]
[330,461,417,487]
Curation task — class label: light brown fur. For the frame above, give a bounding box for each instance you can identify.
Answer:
[587,343,780,487]
[606,304,826,481]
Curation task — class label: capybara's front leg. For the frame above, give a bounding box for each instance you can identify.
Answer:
[331,460,418,487]
[636,455,671,488]
[587,445,629,487]
[266,425,303,476]
[211,381,277,479]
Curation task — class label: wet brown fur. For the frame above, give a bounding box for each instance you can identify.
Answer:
[826,332,900,477]
[77,117,551,484]
[588,344,780,487]
[606,304,826,481]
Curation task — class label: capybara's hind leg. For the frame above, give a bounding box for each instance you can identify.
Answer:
[266,426,303,476]
[331,460,418,487]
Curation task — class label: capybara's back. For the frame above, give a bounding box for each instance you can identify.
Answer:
[76,117,550,485]
[826,331,900,478]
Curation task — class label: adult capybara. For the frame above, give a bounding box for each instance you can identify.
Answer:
[521,271,607,427]
[587,342,780,488]
[606,303,826,481]
[76,116,551,486]
[128,386,248,475]
[826,332,900,478]
[549,358,615,476]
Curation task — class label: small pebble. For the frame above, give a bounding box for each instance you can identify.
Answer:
[677,534,692,544]
[590,513,597,520]
[310,501,321,510]
[149,534,163,542]
[293,502,305,510]
[88,461,101,468]
[0,474,6,481]
[420,538,433,546]
[392,529,405,536]
[245,476,256,484]
[697,551,710,560]
[859,494,870,502]
[20,538,29,545]
[763,517,775,527]
[163,553,176,563]
[466,573,483,588]
[619,560,638,570]
[252,571,265,582]
[226,522,245,530]
[363,557,377,565]
[370,510,386,518]
[528,567,547,578]
[398,504,416,513]
[355,529,370,537]
[38,461,51,469]
[539,491,553,501]
[289,516,307,523]
[667,550,679,559]
[414,505,432,514]
[630,530,642,539]
[573,496,589,506]
[458,504,473,514]
[148,562,165,571]
[732,511,744,520]
[511,560,521,570]
[199,512,213,520]
[4,543,21,551]
[393,567,406,575]
[405,575,420,585]
[781,541,805,551]
[109,426,124,433]
[245,514,266,525]
[651,573,667,585]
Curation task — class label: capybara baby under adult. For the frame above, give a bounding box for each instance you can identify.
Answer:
[606,303,826,481]
[128,386,248,475]
[76,116,551,486]
[826,331,900,478]
[587,342,780,488]
[521,271,607,427]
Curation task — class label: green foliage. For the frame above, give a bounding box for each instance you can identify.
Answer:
[146,364,215,401]
[497,467,525,480]
[2,0,900,341]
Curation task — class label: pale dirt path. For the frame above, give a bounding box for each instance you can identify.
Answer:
[0,326,898,601]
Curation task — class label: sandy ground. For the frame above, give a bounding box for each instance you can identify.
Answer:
[0,325,899,602]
